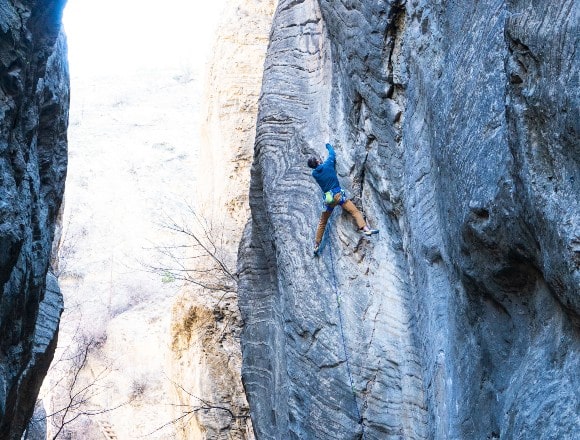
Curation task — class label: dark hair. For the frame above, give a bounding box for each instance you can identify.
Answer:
[307,157,319,169]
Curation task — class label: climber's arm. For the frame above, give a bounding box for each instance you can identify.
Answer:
[324,143,336,166]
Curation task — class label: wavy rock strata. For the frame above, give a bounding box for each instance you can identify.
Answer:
[239,0,578,439]
[0,1,68,438]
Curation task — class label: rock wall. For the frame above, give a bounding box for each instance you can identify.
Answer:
[239,1,578,439]
[169,0,276,438]
[0,0,68,438]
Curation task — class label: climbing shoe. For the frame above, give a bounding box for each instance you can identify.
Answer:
[361,228,379,236]
[313,242,320,255]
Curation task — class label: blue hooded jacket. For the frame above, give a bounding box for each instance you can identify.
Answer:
[312,144,341,193]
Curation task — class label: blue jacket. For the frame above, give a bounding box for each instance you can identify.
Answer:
[312,144,341,193]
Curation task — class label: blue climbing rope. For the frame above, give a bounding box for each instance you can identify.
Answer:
[326,229,366,440]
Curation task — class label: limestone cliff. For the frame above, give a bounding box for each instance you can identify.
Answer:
[239,1,579,439]
[0,0,68,438]
[169,0,276,438]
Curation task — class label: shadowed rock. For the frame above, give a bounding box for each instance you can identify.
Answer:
[0,1,68,438]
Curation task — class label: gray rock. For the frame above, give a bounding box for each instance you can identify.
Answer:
[0,1,68,438]
[239,0,578,439]
[23,400,47,440]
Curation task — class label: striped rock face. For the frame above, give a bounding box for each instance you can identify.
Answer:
[0,1,68,438]
[238,1,579,439]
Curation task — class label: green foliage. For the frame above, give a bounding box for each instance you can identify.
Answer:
[161,270,176,284]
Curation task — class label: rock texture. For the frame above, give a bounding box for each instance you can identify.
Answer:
[198,0,278,228]
[170,0,276,438]
[0,0,68,438]
[239,1,579,439]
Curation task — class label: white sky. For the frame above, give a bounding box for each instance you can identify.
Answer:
[63,0,228,76]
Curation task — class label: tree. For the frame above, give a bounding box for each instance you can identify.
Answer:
[143,376,250,437]
[32,326,129,439]
[146,204,238,295]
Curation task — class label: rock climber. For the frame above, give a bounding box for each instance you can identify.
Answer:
[308,143,378,255]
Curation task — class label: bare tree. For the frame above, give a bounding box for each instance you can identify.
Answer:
[33,326,130,439]
[142,375,250,437]
[47,339,115,439]
[145,204,238,295]
[140,205,249,438]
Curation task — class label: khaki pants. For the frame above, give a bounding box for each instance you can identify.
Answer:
[315,193,366,244]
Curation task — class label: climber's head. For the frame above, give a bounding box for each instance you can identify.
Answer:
[307,157,321,169]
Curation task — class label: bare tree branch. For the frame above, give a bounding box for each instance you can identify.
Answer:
[143,205,238,297]
[139,374,250,438]
[39,335,131,439]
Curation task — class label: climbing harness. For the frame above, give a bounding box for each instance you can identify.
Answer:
[325,217,367,439]
[323,186,346,209]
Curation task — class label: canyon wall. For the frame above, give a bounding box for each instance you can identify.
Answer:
[0,0,68,438]
[239,1,579,439]
[169,0,276,438]
[38,0,276,437]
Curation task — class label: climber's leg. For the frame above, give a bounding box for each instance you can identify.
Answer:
[341,199,366,230]
[315,209,333,245]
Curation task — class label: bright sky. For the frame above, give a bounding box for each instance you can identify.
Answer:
[63,0,228,76]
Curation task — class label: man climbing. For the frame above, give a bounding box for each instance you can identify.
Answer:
[308,143,378,255]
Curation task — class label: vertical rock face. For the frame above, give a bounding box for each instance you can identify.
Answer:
[198,0,278,228]
[239,1,578,439]
[0,1,68,438]
[169,0,276,438]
